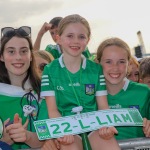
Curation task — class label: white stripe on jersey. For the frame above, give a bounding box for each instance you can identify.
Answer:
[99,75,105,85]
[100,79,105,82]
[42,79,49,82]
[41,75,49,87]
[96,90,107,96]
[40,91,55,97]
[41,83,49,86]
[42,75,48,78]
[99,75,104,78]
[100,83,106,85]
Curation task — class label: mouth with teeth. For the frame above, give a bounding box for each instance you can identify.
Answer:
[109,73,120,78]
[70,46,80,51]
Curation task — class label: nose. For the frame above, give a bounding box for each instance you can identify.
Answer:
[15,52,22,60]
[112,63,119,70]
[73,36,80,44]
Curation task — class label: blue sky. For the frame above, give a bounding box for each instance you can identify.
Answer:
[1,0,150,55]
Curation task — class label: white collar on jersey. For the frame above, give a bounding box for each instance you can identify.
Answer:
[56,44,62,54]
[58,54,86,69]
[0,78,32,97]
[122,78,130,91]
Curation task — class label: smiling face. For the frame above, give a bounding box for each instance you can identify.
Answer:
[0,36,32,79]
[58,23,89,58]
[101,45,129,88]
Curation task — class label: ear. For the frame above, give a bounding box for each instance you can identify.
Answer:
[56,35,61,44]
[87,38,90,44]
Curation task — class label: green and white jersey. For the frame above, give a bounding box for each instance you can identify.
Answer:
[41,54,107,116]
[45,44,62,59]
[108,78,150,140]
[0,83,48,150]
[45,44,91,59]
[82,47,91,58]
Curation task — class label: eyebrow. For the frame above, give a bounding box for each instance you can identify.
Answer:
[6,46,29,50]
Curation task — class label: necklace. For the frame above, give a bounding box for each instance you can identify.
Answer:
[64,60,82,106]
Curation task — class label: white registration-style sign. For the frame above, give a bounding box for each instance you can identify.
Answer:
[34,108,143,140]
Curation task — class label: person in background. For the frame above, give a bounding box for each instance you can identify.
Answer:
[96,37,150,140]
[33,17,63,58]
[0,26,58,150]
[41,14,120,150]
[127,55,140,82]
[33,50,54,77]
[139,57,150,88]
[34,16,91,59]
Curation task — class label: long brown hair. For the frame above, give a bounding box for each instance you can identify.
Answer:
[0,33,41,99]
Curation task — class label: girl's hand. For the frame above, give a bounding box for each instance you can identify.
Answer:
[41,139,60,150]
[143,118,150,137]
[98,126,118,140]
[6,113,29,143]
[57,135,74,145]
[1,118,14,145]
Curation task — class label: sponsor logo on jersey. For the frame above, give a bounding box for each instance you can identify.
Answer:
[69,83,80,86]
[57,86,64,91]
[109,104,122,109]
[85,84,95,95]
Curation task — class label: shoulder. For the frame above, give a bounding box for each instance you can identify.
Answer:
[86,59,102,70]
[45,44,57,50]
[45,59,59,68]
[129,81,150,93]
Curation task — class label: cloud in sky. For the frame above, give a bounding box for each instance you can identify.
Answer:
[1,0,150,54]
[0,0,62,24]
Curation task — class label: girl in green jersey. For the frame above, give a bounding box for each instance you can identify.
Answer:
[41,14,120,150]
[0,26,58,150]
[96,37,150,140]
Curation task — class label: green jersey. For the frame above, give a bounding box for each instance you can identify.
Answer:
[45,44,62,59]
[0,83,48,150]
[45,44,91,59]
[41,55,107,116]
[108,78,150,140]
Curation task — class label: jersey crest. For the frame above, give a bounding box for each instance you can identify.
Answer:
[85,84,95,95]
[129,105,140,110]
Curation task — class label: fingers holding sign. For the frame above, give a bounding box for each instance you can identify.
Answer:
[99,126,118,140]
[143,118,150,137]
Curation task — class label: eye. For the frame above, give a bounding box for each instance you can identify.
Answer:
[127,74,131,77]
[20,48,29,54]
[105,60,111,64]
[79,35,86,39]
[119,60,126,63]
[67,34,73,38]
[7,49,15,55]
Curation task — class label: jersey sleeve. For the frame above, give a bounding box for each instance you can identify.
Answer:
[40,65,55,97]
[96,64,107,96]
